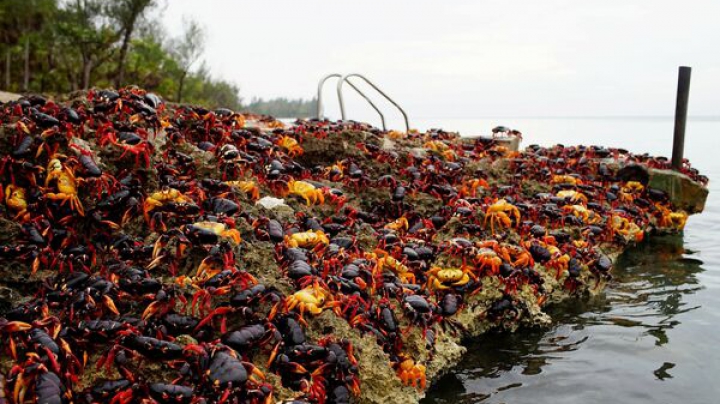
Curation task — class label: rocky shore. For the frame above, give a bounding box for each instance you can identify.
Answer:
[0,88,707,404]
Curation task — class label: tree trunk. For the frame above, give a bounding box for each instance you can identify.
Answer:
[4,51,9,90]
[82,58,93,90]
[177,71,187,103]
[115,27,134,88]
[23,38,30,92]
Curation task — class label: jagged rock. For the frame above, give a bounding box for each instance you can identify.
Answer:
[649,169,708,213]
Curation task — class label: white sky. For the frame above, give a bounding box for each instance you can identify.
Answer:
[162,0,720,119]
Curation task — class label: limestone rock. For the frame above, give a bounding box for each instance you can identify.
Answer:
[409,147,427,159]
[381,137,396,151]
[649,169,708,213]
[256,196,288,210]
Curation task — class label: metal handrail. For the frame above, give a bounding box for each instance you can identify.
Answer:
[337,73,410,133]
[317,73,386,130]
[344,81,387,130]
[316,73,341,120]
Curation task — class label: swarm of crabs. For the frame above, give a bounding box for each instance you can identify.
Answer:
[0,87,707,404]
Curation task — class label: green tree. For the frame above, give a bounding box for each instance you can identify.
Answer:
[107,0,159,88]
[124,36,177,93]
[243,97,318,118]
[171,17,204,103]
[0,1,251,113]
[0,0,57,91]
[58,0,120,89]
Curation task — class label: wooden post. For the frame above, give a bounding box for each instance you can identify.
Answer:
[672,66,691,170]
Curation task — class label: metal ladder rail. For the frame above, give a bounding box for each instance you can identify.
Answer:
[316,73,387,130]
[316,73,341,120]
[337,73,410,133]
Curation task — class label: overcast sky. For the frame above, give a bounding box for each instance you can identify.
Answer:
[161,0,720,119]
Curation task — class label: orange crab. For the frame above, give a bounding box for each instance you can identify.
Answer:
[423,140,449,153]
[656,205,688,230]
[265,119,285,129]
[459,178,489,198]
[611,214,644,242]
[556,190,588,205]
[551,174,583,186]
[384,217,409,232]
[562,204,599,224]
[191,221,242,245]
[277,136,303,157]
[284,229,330,249]
[547,252,572,279]
[619,181,645,203]
[278,283,339,324]
[323,161,346,181]
[143,187,194,222]
[426,265,477,290]
[370,249,416,284]
[224,180,260,201]
[395,357,426,389]
[287,180,324,206]
[500,244,535,268]
[474,248,503,275]
[45,155,84,216]
[484,199,520,234]
[4,185,30,221]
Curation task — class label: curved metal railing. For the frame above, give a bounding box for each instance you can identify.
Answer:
[317,73,387,130]
[337,73,409,133]
[316,73,409,132]
[316,73,342,120]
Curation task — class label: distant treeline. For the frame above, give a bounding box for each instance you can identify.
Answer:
[0,0,315,117]
[242,97,317,118]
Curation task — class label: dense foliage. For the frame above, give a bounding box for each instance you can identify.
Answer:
[242,96,317,118]
[0,0,315,116]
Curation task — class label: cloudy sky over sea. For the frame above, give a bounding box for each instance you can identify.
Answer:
[163,0,720,118]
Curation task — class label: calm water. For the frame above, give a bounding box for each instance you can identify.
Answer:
[408,117,720,404]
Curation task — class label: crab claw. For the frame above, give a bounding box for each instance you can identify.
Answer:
[32,256,40,274]
[249,365,266,383]
[152,236,167,259]
[222,229,242,245]
[2,321,32,333]
[13,372,27,404]
[142,301,162,321]
[103,295,120,315]
[285,362,309,374]
[146,254,166,270]
[194,307,234,332]
[109,388,134,404]
[183,343,207,356]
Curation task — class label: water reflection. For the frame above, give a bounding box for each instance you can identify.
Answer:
[423,235,705,404]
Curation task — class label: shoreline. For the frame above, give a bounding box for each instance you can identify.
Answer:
[0,89,707,404]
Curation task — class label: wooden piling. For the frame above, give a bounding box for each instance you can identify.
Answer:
[672,66,691,170]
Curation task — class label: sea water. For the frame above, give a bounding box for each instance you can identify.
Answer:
[409,117,720,404]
